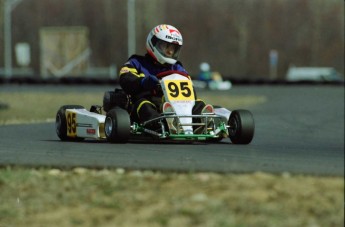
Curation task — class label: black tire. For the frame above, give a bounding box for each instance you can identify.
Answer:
[228,109,255,144]
[104,108,131,143]
[55,105,85,141]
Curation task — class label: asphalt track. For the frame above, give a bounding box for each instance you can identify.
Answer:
[0,85,344,176]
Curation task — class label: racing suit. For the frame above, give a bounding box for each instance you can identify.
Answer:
[119,54,205,129]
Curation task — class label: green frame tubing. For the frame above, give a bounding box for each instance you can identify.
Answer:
[132,117,228,141]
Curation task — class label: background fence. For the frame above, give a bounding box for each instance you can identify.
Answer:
[0,0,344,80]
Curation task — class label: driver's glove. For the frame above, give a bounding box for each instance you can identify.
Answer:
[153,84,163,96]
[141,74,159,90]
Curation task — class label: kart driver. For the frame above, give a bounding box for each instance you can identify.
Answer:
[118,24,207,130]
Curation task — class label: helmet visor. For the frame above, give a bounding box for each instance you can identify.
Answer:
[156,39,181,60]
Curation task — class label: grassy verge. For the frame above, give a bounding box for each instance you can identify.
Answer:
[0,92,266,125]
[0,91,343,226]
[0,167,343,227]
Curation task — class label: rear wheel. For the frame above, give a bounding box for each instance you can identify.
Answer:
[55,105,85,141]
[228,110,255,144]
[105,108,131,143]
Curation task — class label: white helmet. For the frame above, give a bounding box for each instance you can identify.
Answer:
[146,24,183,65]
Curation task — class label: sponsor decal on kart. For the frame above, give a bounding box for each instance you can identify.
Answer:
[86,128,96,135]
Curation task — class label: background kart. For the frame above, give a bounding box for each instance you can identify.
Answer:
[56,72,255,144]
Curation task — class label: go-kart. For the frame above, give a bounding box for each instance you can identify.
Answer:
[55,72,255,144]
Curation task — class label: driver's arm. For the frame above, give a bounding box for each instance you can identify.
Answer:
[119,63,145,96]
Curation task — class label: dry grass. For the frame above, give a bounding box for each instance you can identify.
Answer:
[0,168,343,227]
[0,92,104,124]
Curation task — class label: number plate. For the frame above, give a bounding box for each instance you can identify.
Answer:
[163,80,195,101]
[66,111,77,137]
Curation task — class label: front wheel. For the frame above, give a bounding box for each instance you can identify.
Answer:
[105,108,131,143]
[228,110,255,144]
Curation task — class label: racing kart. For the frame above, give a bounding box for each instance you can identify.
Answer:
[55,72,255,144]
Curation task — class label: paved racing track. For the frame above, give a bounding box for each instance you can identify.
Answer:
[0,85,344,176]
